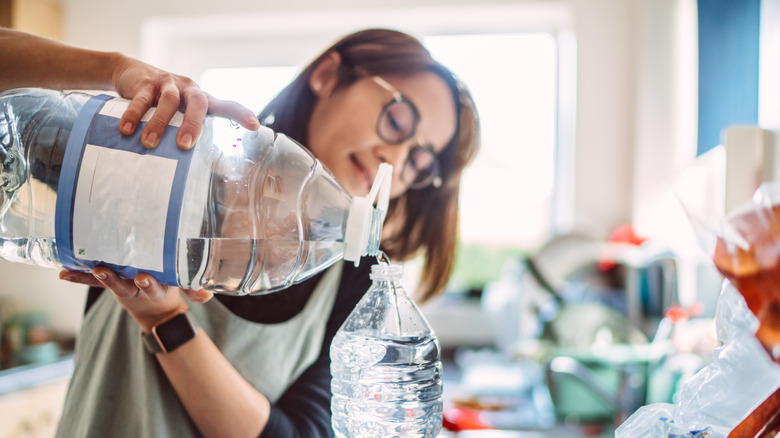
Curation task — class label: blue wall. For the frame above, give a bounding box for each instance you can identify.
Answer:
[697,0,761,155]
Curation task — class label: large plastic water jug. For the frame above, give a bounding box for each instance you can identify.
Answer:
[0,88,392,295]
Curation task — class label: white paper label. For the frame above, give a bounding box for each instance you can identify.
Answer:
[71,144,178,271]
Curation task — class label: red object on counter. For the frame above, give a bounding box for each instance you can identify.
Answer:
[664,302,703,323]
[442,406,491,431]
[598,225,648,270]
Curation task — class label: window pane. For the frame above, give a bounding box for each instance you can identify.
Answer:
[200,66,298,115]
[424,34,557,248]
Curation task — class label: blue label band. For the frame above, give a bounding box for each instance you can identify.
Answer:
[54,95,193,286]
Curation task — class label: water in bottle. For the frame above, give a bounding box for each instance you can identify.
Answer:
[0,87,392,295]
[330,260,443,437]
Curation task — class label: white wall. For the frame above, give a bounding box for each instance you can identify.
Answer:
[0,261,88,334]
[0,0,698,334]
[632,0,699,237]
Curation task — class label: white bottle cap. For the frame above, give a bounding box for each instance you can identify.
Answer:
[344,163,393,265]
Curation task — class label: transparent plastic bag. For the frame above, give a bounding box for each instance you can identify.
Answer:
[616,283,780,438]
[617,181,780,437]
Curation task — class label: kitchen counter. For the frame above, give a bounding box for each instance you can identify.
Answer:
[441,348,617,437]
[0,354,74,396]
[0,358,72,438]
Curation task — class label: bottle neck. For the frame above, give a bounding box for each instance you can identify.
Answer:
[370,263,403,281]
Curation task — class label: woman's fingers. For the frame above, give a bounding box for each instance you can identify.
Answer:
[181,288,213,304]
[61,266,198,332]
[207,97,261,131]
[112,57,259,150]
[92,266,140,299]
[118,87,154,136]
[121,87,258,151]
[134,273,167,302]
[176,87,210,149]
[139,80,181,148]
[59,269,103,287]
[61,267,208,303]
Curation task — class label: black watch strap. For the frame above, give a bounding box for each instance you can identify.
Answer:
[142,312,198,353]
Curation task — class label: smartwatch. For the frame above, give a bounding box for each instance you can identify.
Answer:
[142,312,198,353]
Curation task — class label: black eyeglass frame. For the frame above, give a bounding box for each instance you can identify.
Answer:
[370,75,442,190]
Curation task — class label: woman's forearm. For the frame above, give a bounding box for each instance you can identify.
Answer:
[0,27,122,92]
[1,27,260,148]
[155,329,271,438]
[61,267,271,438]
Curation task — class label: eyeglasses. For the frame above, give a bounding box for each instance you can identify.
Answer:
[370,76,442,190]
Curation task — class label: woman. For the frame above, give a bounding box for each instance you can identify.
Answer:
[5,28,480,437]
[259,29,479,301]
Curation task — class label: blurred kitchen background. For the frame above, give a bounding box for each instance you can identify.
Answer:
[1,0,778,436]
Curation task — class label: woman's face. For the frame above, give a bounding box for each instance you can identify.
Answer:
[307,68,457,199]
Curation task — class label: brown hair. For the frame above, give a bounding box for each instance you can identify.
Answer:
[258,29,480,302]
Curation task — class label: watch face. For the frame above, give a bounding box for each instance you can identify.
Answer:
[157,313,197,352]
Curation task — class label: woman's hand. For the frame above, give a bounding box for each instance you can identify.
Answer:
[60,266,270,437]
[59,267,213,332]
[0,28,259,150]
[109,53,261,150]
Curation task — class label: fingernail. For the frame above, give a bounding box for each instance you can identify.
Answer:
[94,272,107,281]
[121,122,133,134]
[136,279,150,288]
[143,132,159,148]
[179,133,193,149]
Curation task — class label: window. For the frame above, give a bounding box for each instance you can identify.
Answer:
[423,34,557,248]
[200,67,298,115]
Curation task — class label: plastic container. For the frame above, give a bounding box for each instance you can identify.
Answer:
[330,262,443,437]
[0,87,392,295]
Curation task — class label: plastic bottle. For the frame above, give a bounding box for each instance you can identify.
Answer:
[0,87,392,295]
[330,261,443,437]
